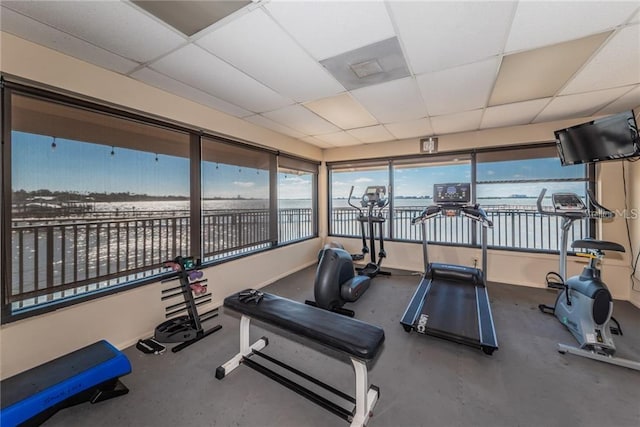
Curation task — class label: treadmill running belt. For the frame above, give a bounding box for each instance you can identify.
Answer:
[421,279,479,341]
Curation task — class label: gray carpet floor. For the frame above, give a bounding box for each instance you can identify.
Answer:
[45,266,640,427]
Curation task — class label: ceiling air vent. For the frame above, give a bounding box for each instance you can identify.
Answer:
[321,37,410,90]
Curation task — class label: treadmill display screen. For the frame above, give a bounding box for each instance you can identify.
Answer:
[433,183,471,204]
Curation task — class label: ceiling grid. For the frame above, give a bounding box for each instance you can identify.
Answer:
[1,0,638,148]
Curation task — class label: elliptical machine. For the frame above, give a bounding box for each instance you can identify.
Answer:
[537,188,640,370]
[347,185,391,278]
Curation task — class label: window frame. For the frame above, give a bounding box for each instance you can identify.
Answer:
[1,77,319,323]
[327,143,595,252]
[277,154,318,244]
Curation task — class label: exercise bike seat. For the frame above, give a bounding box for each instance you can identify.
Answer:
[571,239,625,253]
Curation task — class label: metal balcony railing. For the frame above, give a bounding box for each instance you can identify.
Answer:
[8,208,314,309]
[9,206,586,310]
[330,207,587,251]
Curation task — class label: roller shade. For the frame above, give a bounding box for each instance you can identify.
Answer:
[476,145,558,163]
[278,155,318,174]
[11,94,190,157]
[201,136,273,170]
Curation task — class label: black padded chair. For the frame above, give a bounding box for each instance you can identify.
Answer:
[312,248,370,317]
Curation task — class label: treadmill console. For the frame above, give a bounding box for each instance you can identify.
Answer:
[433,183,471,205]
[552,193,586,213]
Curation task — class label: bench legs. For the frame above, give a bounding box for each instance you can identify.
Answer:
[215,315,267,379]
[351,357,379,427]
[216,314,380,427]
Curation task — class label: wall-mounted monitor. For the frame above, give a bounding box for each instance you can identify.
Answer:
[554,110,639,166]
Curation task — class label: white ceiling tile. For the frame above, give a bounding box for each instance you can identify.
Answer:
[561,25,640,94]
[347,125,395,144]
[481,98,551,129]
[313,131,362,147]
[431,110,483,135]
[243,114,306,139]
[631,9,640,24]
[265,1,395,61]
[131,67,253,118]
[263,105,340,135]
[197,9,344,103]
[592,85,640,116]
[534,86,633,123]
[302,136,334,149]
[506,2,638,53]
[150,44,293,113]
[304,93,377,130]
[0,6,139,74]
[389,1,515,74]
[417,58,500,116]
[384,119,433,140]
[351,77,427,123]
[2,1,185,63]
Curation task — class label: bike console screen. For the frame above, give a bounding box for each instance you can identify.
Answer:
[552,193,586,212]
[433,183,471,205]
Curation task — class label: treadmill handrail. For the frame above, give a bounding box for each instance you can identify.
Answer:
[461,205,493,227]
[412,204,493,227]
[412,205,441,224]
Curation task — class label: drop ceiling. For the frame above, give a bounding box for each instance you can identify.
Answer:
[1,1,639,149]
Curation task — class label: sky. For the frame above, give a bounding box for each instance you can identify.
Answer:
[12,132,312,199]
[13,131,585,202]
[332,158,585,200]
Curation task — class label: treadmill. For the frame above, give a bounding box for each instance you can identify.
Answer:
[400,183,498,355]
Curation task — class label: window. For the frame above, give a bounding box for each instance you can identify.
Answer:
[1,82,319,322]
[392,156,472,243]
[278,155,317,244]
[329,162,389,237]
[201,137,275,262]
[476,146,590,251]
[328,145,591,253]
[7,93,190,315]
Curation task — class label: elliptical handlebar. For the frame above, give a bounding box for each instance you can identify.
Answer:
[347,186,363,216]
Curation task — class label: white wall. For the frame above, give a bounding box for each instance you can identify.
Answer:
[329,237,630,299]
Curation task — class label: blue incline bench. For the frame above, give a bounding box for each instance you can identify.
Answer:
[1,340,131,427]
[216,290,385,427]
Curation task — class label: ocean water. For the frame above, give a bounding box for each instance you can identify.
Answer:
[90,197,542,213]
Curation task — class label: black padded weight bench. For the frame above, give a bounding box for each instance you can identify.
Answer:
[216,290,385,427]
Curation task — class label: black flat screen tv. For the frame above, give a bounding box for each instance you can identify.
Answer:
[554,110,639,166]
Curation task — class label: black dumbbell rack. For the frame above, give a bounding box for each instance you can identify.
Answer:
[154,256,222,352]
